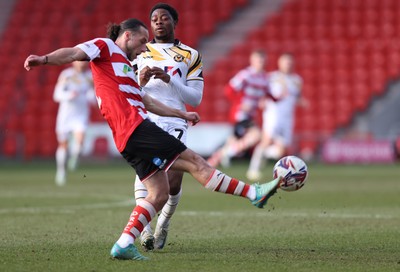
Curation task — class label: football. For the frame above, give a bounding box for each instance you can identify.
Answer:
[273,155,308,192]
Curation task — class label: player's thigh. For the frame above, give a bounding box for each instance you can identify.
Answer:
[56,130,70,146]
[245,126,261,139]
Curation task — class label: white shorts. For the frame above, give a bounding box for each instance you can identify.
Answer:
[149,114,188,144]
[156,122,187,144]
[262,114,293,146]
[56,115,89,142]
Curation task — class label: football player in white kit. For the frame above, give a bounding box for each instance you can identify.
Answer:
[133,3,204,251]
[53,61,95,185]
[247,53,307,180]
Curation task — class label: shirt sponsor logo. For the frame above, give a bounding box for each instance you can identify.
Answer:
[112,62,134,78]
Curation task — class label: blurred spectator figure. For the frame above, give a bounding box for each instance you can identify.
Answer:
[207,49,271,168]
[247,53,307,180]
[53,61,95,186]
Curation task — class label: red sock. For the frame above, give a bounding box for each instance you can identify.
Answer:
[123,200,156,239]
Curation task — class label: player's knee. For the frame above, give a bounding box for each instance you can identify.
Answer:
[147,191,169,211]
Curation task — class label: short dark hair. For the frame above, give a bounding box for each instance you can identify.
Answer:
[252,49,266,57]
[107,18,147,41]
[149,3,179,24]
[280,52,294,58]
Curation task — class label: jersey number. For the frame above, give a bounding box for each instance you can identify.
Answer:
[174,129,184,140]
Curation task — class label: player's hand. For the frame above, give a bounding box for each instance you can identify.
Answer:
[184,111,200,126]
[139,66,153,87]
[150,67,170,83]
[24,55,47,71]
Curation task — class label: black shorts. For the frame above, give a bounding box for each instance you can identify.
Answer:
[233,119,256,138]
[121,119,187,181]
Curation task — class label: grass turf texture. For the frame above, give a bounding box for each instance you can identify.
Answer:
[0,160,399,272]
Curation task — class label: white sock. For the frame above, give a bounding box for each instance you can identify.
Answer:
[142,223,152,233]
[116,233,133,248]
[248,145,265,173]
[56,146,67,174]
[134,176,148,200]
[246,186,256,200]
[70,142,81,162]
[157,189,182,229]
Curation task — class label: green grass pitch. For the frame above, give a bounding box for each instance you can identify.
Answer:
[0,160,399,272]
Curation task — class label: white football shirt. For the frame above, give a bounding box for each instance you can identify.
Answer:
[53,66,95,137]
[134,40,204,133]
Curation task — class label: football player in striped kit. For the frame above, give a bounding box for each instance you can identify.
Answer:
[133,3,204,251]
[24,18,281,261]
[207,50,273,168]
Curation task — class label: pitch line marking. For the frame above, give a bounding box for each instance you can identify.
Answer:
[0,200,397,220]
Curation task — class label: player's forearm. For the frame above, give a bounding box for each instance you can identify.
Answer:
[45,47,88,66]
[170,77,203,107]
[144,94,185,119]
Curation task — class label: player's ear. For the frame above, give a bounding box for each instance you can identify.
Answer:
[124,31,132,40]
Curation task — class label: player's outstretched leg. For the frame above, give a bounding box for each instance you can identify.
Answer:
[174,149,282,209]
[205,169,282,209]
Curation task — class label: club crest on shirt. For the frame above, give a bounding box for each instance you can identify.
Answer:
[173,54,184,62]
[167,47,190,65]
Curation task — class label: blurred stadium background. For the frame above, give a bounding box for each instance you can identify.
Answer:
[1,0,400,164]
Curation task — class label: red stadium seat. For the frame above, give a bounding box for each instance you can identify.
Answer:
[2,133,18,157]
[2,0,397,159]
[92,137,109,157]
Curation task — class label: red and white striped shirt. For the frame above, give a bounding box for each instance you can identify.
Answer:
[76,38,148,152]
[225,66,270,123]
